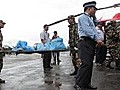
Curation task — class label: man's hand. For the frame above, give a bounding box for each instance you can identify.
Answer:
[96,40,104,46]
[42,41,46,44]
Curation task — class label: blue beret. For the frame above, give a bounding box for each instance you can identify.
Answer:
[83,1,97,9]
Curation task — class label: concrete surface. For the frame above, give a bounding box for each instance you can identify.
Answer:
[0,51,120,90]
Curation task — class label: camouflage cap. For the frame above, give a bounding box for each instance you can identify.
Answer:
[68,15,75,20]
[0,20,6,24]
[110,20,116,23]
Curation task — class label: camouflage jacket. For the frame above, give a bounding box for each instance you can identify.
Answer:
[68,23,79,48]
[116,26,120,57]
[0,30,4,58]
[0,30,3,47]
[106,25,119,49]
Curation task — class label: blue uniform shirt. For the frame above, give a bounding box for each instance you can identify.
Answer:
[78,13,100,41]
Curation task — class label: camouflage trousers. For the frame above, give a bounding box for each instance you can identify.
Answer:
[0,53,4,73]
[70,48,78,66]
[0,58,3,73]
[107,47,120,68]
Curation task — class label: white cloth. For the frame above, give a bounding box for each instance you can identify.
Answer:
[96,27,104,41]
[40,31,50,43]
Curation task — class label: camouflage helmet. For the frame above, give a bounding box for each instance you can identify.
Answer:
[0,20,6,24]
[68,15,75,20]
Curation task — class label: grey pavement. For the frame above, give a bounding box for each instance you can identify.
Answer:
[0,51,120,90]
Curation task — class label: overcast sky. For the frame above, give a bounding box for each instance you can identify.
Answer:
[0,0,120,46]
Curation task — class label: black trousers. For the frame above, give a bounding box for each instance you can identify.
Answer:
[43,52,51,69]
[76,39,96,87]
[95,45,107,64]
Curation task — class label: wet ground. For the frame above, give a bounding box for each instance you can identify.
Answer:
[1,51,120,90]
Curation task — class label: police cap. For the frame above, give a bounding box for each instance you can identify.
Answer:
[68,15,75,19]
[83,1,97,10]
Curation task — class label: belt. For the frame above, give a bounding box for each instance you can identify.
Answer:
[79,36,95,42]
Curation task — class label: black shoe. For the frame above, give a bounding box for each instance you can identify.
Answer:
[57,60,61,65]
[74,85,85,90]
[85,85,97,89]
[58,60,61,62]
[70,71,77,76]
[57,62,60,65]
[48,66,53,69]
[0,79,5,83]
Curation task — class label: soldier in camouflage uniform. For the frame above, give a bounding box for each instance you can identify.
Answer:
[105,20,120,70]
[68,15,79,76]
[115,25,120,70]
[0,20,6,83]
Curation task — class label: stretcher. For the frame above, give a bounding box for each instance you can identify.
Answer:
[15,49,69,55]
[0,49,69,55]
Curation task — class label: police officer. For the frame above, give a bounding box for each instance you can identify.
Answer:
[74,1,103,90]
[95,24,107,66]
[68,15,79,76]
[0,20,6,83]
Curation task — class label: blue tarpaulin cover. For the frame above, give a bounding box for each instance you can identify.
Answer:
[12,38,66,52]
[36,38,66,50]
[12,40,35,51]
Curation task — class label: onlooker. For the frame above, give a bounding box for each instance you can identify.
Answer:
[95,24,107,66]
[51,31,61,65]
[0,20,6,83]
[75,1,104,90]
[40,24,53,70]
[67,15,79,76]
